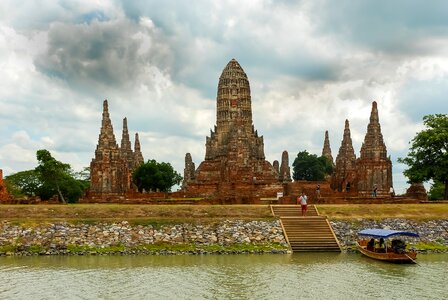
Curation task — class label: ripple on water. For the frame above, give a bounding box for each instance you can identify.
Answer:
[0,254,447,300]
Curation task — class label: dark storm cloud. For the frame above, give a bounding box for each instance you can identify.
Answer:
[310,0,448,55]
[35,19,173,92]
[117,0,344,99]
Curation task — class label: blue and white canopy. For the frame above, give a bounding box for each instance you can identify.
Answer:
[358,229,419,238]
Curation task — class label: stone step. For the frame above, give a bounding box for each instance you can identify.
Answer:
[292,248,341,252]
[271,205,341,252]
[285,232,334,236]
[270,205,319,217]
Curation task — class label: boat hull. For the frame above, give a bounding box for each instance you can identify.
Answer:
[357,241,417,264]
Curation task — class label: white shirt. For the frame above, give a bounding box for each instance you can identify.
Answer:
[299,195,307,205]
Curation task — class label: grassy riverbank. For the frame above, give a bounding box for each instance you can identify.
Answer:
[1,204,447,224]
[0,242,288,256]
[0,204,274,225]
[1,204,447,255]
[317,204,448,220]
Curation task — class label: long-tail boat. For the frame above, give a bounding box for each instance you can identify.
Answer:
[357,229,419,264]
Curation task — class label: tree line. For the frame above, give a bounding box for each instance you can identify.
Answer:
[5,150,182,203]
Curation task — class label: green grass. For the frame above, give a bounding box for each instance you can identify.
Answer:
[0,242,288,255]
[67,244,126,254]
[414,242,448,251]
[0,244,17,253]
[317,204,448,220]
[135,242,287,253]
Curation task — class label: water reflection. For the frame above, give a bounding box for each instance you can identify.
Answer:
[0,253,447,299]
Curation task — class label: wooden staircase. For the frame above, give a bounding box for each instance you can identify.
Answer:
[271,205,341,252]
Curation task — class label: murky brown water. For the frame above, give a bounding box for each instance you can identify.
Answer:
[1,253,447,299]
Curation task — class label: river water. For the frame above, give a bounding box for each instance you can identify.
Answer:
[0,253,446,299]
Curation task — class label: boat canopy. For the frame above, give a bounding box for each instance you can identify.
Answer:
[358,229,419,238]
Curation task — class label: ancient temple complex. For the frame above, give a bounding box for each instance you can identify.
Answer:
[88,100,144,200]
[356,101,392,195]
[183,59,281,201]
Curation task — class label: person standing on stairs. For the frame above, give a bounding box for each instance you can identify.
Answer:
[298,192,308,216]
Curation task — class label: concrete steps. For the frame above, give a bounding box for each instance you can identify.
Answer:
[271,205,341,252]
[271,204,318,217]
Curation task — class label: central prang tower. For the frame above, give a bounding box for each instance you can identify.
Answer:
[205,59,265,163]
[183,59,280,201]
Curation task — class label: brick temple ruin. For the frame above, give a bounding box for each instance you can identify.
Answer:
[329,101,393,197]
[84,100,144,201]
[76,60,421,204]
[182,59,285,202]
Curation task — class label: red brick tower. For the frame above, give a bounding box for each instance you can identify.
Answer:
[356,101,392,196]
[89,100,130,198]
[331,120,357,192]
[183,59,280,200]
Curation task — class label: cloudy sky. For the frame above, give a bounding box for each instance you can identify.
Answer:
[1,0,447,193]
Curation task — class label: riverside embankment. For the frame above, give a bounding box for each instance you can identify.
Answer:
[1,204,447,255]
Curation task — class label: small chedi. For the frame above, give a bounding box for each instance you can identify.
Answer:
[87,100,144,201]
[279,150,292,183]
[322,130,334,166]
[331,120,357,192]
[182,59,282,202]
[330,101,393,196]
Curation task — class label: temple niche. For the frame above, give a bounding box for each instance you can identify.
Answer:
[356,101,392,196]
[183,59,281,201]
[88,100,144,200]
[331,120,357,192]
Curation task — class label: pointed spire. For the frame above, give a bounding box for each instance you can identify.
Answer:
[331,119,357,190]
[360,101,387,160]
[134,133,144,166]
[322,130,334,165]
[97,99,118,150]
[121,117,132,152]
[370,101,379,124]
[336,120,356,164]
[120,117,135,170]
[273,160,280,174]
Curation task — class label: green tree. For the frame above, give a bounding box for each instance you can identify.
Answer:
[4,170,42,197]
[133,159,182,192]
[292,150,334,181]
[398,114,448,199]
[428,181,445,200]
[73,166,90,192]
[35,149,86,203]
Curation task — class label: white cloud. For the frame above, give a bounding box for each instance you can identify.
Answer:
[0,0,446,195]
